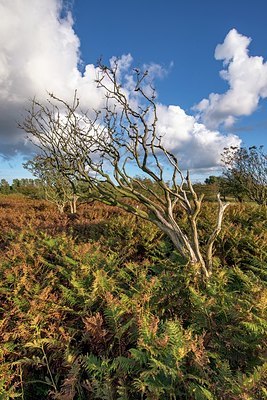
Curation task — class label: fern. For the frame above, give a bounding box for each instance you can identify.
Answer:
[111,356,137,375]
[188,382,215,400]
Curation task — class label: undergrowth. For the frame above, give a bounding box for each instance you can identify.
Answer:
[0,196,266,399]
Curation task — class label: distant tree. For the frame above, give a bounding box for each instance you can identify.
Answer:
[11,178,21,192]
[24,155,88,213]
[21,62,229,278]
[204,176,231,201]
[0,179,10,194]
[8,177,42,198]
[222,146,267,205]
[205,176,220,185]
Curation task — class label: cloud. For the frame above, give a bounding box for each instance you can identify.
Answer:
[156,104,240,169]
[195,29,267,129]
[0,2,241,170]
[0,0,105,158]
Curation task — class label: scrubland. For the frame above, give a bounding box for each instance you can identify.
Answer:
[0,195,266,399]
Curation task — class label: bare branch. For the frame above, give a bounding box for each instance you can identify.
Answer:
[20,62,229,279]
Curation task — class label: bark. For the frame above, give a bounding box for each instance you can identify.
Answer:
[206,194,229,273]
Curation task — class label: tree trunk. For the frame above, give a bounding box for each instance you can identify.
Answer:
[153,218,210,278]
[150,196,228,279]
[69,194,79,214]
[57,204,65,214]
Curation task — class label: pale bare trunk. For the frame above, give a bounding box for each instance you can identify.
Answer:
[152,195,229,279]
[206,194,229,272]
[69,194,79,214]
[57,203,65,214]
[154,216,210,278]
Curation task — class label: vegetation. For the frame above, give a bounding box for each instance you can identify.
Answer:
[0,193,266,399]
[0,178,43,198]
[222,146,267,205]
[24,156,91,214]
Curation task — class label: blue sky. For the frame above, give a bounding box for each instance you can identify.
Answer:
[74,0,266,105]
[0,0,266,182]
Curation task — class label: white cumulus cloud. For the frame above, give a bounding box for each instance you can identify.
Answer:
[156,104,240,169]
[0,0,104,157]
[195,28,267,129]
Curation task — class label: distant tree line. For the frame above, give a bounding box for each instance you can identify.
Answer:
[0,178,42,197]
[0,176,92,214]
[2,142,266,208]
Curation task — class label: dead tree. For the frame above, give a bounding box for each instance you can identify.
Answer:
[21,63,229,278]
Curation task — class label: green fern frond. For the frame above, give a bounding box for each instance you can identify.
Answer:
[129,348,148,365]
[188,382,214,400]
[242,320,267,335]
[111,356,137,374]
[92,269,116,297]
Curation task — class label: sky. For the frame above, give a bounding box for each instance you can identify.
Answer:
[0,0,267,182]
